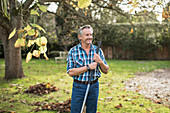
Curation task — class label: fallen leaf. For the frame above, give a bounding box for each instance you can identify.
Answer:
[139,103,144,107]
[105,97,113,101]
[131,102,136,105]
[107,91,111,94]
[24,82,59,95]
[20,100,27,104]
[115,103,123,109]
[31,98,71,112]
[146,108,153,112]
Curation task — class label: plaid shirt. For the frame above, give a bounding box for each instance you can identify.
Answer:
[66,43,108,82]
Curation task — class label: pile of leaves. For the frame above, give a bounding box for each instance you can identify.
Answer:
[0,109,16,113]
[31,98,71,112]
[24,82,59,95]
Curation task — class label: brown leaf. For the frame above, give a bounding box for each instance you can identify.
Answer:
[24,82,59,95]
[146,108,152,112]
[115,103,123,109]
[105,97,113,101]
[154,99,162,104]
[10,105,14,108]
[107,91,111,94]
[139,103,144,107]
[128,1,132,4]
[131,102,136,105]
[0,110,7,112]
[20,100,27,104]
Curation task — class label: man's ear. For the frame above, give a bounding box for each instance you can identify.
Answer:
[78,35,81,40]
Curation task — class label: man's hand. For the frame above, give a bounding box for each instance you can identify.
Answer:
[89,62,97,70]
[93,53,102,64]
[93,53,109,74]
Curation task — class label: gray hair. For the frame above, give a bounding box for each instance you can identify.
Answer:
[77,25,93,37]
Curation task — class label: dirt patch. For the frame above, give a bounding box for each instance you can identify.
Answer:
[124,68,170,108]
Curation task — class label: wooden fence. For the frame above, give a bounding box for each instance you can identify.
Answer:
[102,45,170,60]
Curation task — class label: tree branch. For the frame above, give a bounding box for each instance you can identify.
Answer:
[23,3,37,22]
[92,0,129,17]
[22,0,34,11]
[0,12,10,31]
[41,0,61,2]
[92,0,158,22]
[62,2,98,24]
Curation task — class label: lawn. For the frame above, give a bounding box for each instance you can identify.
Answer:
[0,59,170,113]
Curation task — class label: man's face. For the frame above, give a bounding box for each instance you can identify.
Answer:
[79,28,93,46]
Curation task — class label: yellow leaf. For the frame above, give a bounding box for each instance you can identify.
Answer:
[34,30,39,37]
[14,38,25,48]
[39,46,47,53]
[8,28,16,39]
[23,33,28,38]
[133,3,139,8]
[33,50,41,58]
[30,9,39,16]
[85,11,87,16]
[26,52,32,63]
[75,7,79,11]
[44,53,49,60]
[130,28,133,33]
[156,14,159,17]
[73,4,76,8]
[35,37,47,46]
[31,23,46,33]
[35,38,41,46]
[24,25,32,31]
[69,1,73,5]
[31,23,42,30]
[78,0,92,9]
[129,9,133,13]
[144,9,147,13]
[27,40,35,47]
[10,111,15,113]
[40,36,47,46]
[45,83,50,88]
[27,29,35,36]
[38,4,47,12]
[165,28,168,32]
[20,38,25,46]
[14,39,21,48]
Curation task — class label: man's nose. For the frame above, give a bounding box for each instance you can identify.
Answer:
[88,36,93,38]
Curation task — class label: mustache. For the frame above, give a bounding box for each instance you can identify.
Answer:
[87,38,93,40]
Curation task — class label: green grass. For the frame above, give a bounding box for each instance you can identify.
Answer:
[0,59,170,113]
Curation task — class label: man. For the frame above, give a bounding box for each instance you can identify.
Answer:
[66,25,109,113]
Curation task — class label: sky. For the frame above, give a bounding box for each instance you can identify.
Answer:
[17,0,169,23]
[118,0,170,23]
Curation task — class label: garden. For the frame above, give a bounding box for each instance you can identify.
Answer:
[0,59,170,113]
[0,0,170,113]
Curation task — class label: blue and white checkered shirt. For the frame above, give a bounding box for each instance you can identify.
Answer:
[66,43,108,82]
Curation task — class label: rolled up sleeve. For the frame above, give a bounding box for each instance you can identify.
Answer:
[66,50,74,74]
[99,48,108,65]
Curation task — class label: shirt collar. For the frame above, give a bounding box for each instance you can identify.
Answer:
[78,42,95,50]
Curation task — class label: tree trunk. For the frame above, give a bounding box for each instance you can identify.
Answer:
[0,18,25,80]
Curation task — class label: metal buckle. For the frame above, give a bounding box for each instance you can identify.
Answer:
[84,81,88,85]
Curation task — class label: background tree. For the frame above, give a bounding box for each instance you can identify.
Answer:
[0,0,52,79]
